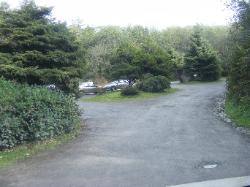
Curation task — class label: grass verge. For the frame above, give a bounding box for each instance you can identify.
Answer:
[225,98,250,128]
[81,88,178,102]
[0,123,82,169]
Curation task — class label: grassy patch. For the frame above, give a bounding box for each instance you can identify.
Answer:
[225,99,250,128]
[0,123,81,169]
[81,88,178,102]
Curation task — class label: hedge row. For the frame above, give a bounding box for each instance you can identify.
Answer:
[0,78,80,149]
[137,76,170,93]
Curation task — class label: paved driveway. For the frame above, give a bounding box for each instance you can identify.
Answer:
[0,81,250,187]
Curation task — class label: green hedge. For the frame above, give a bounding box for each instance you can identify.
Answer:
[0,78,80,149]
[121,86,139,96]
[137,76,170,93]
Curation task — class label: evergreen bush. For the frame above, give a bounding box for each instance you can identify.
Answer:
[137,76,170,92]
[0,78,80,149]
[121,86,139,96]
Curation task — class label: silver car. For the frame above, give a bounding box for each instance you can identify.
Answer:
[103,80,129,91]
[79,81,102,94]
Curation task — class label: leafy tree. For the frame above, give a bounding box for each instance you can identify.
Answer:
[158,26,229,76]
[108,37,177,84]
[138,41,177,79]
[0,1,84,93]
[74,24,228,82]
[75,26,124,82]
[160,27,193,53]
[109,43,141,85]
[184,28,221,81]
[125,26,151,45]
[201,26,230,76]
[227,0,250,105]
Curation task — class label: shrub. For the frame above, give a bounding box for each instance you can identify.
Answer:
[0,78,80,149]
[137,76,170,93]
[121,86,139,96]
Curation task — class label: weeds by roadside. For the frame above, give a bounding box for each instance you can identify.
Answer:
[225,99,250,128]
[81,88,178,102]
[0,123,82,169]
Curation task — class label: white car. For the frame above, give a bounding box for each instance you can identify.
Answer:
[79,81,101,94]
[79,81,94,90]
[46,84,57,90]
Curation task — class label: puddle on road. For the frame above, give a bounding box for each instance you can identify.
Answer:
[196,161,221,169]
[203,164,218,169]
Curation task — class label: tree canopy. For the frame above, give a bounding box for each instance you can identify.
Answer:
[1,1,229,88]
[0,1,84,93]
[108,39,177,84]
[227,0,250,104]
[73,24,229,83]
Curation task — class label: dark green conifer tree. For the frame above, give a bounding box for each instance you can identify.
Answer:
[0,1,84,93]
[184,28,221,81]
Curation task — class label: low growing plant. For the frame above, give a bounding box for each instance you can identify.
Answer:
[121,86,139,96]
[137,76,170,93]
[0,78,80,149]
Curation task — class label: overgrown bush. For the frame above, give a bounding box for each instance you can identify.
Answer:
[137,76,170,92]
[225,97,250,127]
[0,78,80,149]
[121,86,139,96]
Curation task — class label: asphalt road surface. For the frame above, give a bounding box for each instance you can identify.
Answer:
[0,81,250,187]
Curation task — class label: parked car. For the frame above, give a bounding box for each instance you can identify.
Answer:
[103,80,129,91]
[79,81,102,94]
[46,84,57,90]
